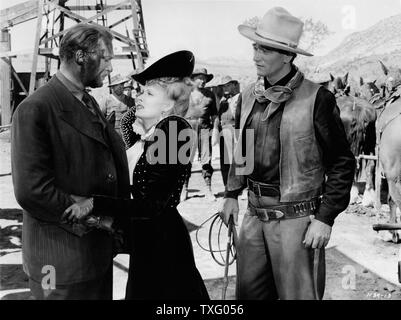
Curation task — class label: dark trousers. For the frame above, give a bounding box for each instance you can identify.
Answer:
[29,267,112,300]
[186,120,214,185]
[219,124,235,186]
[236,191,326,300]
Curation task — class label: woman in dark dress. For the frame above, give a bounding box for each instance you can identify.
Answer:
[66,51,209,300]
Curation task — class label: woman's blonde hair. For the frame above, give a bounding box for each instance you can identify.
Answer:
[146,77,192,117]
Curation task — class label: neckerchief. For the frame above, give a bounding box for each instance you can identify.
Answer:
[253,68,304,121]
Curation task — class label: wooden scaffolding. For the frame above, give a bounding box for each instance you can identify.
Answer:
[0,0,149,126]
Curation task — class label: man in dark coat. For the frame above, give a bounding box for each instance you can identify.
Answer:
[11,24,130,300]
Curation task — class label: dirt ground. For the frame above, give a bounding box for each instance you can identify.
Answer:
[1,128,401,300]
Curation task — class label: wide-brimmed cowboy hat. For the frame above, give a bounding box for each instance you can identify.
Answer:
[131,50,195,85]
[218,75,238,87]
[107,74,130,87]
[191,68,214,83]
[238,7,313,57]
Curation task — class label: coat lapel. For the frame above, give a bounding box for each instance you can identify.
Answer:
[48,76,109,148]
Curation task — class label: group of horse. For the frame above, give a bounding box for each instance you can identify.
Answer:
[324,61,401,242]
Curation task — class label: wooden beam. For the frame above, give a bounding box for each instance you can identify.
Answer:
[0,49,34,58]
[29,0,44,95]
[1,57,28,95]
[130,0,143,70]
[0,0,39,30]
[45,5,144,49]
[0,30,11,125]
[109,15,132,29]
[42,0,132,45]
[66,5,132,11]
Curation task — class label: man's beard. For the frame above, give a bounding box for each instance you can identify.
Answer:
[80,57,103,88]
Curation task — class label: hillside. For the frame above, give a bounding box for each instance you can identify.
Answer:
[201,13,401,88]
[298,14,401,86]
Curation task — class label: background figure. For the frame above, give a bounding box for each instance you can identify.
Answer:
[100,74,136,135]
[213,76,240,186]
[183,68,218,200]
[11,24,130,300]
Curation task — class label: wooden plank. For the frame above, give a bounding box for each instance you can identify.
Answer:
[29,0,44,95]
[0,0,38,30]
[1,57,28,95]
[42,0,129,43]
[0,30,11,125]
[67,5,132,11]
[42,0,134,46]
[130,0,143,70]
[54,8,146,50]
[109,15,132,29]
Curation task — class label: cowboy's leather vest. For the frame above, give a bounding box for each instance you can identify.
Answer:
[227,78,325,202]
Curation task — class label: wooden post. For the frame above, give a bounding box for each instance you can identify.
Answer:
[0,29,11,125]
[29,0,44,95]
[130,0,143,70]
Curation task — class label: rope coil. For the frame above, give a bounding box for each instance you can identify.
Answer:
[195,212,237,267]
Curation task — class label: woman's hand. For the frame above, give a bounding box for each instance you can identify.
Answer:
[62,196,94,224]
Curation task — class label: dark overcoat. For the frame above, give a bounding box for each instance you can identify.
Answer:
[11,75,130,285]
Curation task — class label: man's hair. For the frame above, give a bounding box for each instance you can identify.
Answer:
[59,24,113,62]
[146,77,193,117]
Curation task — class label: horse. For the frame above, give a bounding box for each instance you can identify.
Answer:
[375,61,401,242]
[359,77,380,101]
[377,97,401,242]
[377,60,401,99]
[328,72,350,96]
[328,74,377,206]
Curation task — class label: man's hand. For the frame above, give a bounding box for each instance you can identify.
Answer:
[303,216,332,249]
[219,198,239,226]
[62,196,93,223]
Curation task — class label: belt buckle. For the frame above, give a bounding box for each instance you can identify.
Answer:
[272,210,285,220]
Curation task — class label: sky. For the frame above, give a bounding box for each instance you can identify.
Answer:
[2,0,401,62]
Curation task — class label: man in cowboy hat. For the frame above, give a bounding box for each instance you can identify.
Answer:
[183,68,218,200]
[212,75,240,186]
[220,7,355,300]
[100,74,135,135]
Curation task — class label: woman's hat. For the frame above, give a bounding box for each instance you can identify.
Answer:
[131,50,195,85]
[107,74,130,87]
[191,68,214,83]
[238,7,313,56]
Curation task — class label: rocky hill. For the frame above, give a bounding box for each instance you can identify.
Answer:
[298,14,401,86]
